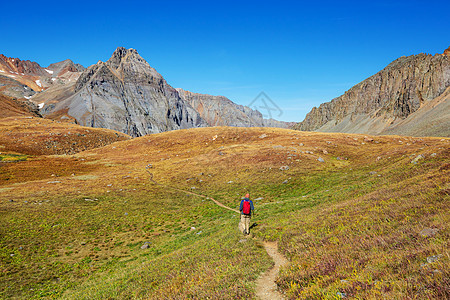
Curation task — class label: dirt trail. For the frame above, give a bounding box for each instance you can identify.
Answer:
[146,169,287,299]
[256,242,288,300]
[146,170,239,213]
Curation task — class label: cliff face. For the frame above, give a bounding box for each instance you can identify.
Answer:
[295,48,450,136]
[176,88,292,128]
[42,48,208,137]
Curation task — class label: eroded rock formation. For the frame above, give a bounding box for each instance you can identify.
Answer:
[295,47,450,137]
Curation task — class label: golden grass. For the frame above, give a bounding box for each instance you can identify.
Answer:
[0,124,448,299]
[0,116,130,155]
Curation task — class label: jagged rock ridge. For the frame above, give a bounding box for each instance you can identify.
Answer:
[295,47,450,137]
[0,54,84,98]
[176,88,291,128]
[0,54,48,77]
[1,48,291,135]
[42,47,208,137]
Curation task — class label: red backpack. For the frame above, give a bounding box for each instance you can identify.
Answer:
[243,200,251,215]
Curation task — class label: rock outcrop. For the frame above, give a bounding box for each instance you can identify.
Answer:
[295,47,450,137]
[42,47,208,137]
[444,46,450,57]
[176,88,292,128]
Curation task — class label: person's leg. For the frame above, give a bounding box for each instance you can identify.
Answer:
[239,214,245,233]
[245,216,251,235]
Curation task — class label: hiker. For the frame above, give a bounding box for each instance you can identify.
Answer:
[239,193,254,235]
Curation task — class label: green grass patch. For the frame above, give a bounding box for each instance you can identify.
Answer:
[0,153,28,162]
[1,127,448,299]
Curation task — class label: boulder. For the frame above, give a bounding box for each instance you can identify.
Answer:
[419,227,439,237]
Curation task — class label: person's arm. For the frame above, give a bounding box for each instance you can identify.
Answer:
[250,201,255,214]
[239,200,243,212]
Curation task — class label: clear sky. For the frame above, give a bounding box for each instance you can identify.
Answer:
[1,0,449,122]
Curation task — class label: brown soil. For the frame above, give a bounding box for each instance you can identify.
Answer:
[256,242,288,300]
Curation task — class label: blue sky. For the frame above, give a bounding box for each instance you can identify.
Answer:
[1,0,449,122]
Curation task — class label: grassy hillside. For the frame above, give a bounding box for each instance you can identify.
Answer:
[0,117,130,156]
[0,125,448,299]
[0,94,40,118]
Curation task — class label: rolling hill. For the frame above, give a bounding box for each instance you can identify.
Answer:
[0,121,448,299]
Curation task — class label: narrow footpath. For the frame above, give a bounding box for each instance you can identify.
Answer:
[146,169,287,299]
[146,170,238,213]
[256,242,288,300]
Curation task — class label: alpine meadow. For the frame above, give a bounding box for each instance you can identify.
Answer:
[1,3,450,298]
[0,118,448,298]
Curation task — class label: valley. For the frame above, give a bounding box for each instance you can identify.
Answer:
[1,2,449,299]
[0,118,448,299]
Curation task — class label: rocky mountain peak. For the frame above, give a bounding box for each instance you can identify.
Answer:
[110,46,135,58]
[107,47,143,70]
[47,59,85,76]
[74,47,164,93]
[103,47,163,83]
[51,47,207,137]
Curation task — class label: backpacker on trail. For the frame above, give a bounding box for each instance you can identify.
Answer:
[243,199,251,215]
[239,193,254,235]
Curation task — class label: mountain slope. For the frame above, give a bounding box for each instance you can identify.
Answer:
[0,54,48,77]
[0,54,47,92]
[176,88,291,128]
[41,47,208,137]
[0,54,84,97]
[0,75,36,99]
[381,86,450,137]
[2,48,290,134]
[0,94,40,118]
[47,59,85,76]
[295,47,450,137]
